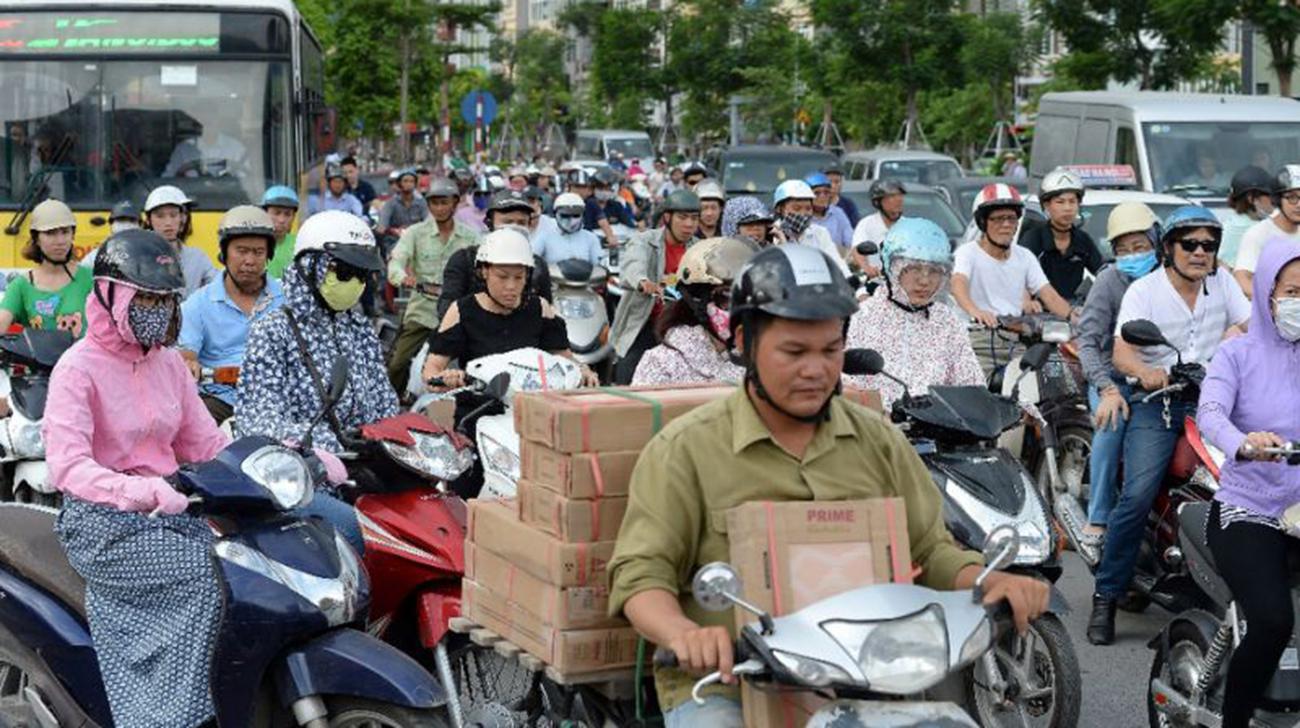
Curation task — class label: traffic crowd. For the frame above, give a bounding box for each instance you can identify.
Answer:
[14,145,1300,728]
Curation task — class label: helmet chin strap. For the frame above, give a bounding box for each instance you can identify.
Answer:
[884,278,932,318]
[984,234,1012,250]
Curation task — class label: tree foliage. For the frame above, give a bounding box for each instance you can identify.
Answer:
[1240,0,1300,96]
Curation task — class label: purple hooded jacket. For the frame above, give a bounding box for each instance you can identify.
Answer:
[1200,237,1300,517]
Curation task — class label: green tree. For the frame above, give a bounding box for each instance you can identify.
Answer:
[1240,0,1300,97]
[495,30,574,148]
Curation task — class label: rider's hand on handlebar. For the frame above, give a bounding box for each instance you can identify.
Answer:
[1241,431,1288,461]
[579,366,600,387]
[426,368,466,392]
[973,309,1000,329]
[1023,295,1044,315]
[979,571,1050,635]
[666,625,736,684]
[1093,386,1130,431]
[638,279,663,297]
[1136,367,1169,392]
[402,275,417,288]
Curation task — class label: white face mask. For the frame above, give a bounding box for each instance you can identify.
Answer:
[1274,296,1300,342]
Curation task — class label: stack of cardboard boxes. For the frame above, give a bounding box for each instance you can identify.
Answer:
[463,384,733,679]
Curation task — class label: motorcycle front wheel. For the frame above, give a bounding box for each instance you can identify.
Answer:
[967,614,1082,728]
[327,696,450,727]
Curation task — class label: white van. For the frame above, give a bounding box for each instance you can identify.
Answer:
[1030,91,1300,205]
[571,129,654,164]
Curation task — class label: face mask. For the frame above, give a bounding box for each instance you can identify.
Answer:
[557,214,583,234]
[1115,250,1158,278]
[127,297,175,348]
[705,302,730,341]
[1274,297,1300,342]
[780,212,812,238]
[595,189,615,203]
[319,269,365,311]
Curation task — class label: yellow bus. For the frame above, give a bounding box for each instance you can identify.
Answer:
[0,0,329,268]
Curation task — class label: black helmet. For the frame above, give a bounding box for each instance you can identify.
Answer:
[730,245,857,334]
[1274,164,1300,200]
[662,189,701,213]
[682,161,708,178]
[569,168,594,187]
[109,200,140,223]
[92,228,184,294]
[1229,165,1272,202]
[489,189,534,214]
[593,167,620,187]
[869,179,906,210]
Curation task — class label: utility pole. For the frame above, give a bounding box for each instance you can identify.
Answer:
[399,0,413,163]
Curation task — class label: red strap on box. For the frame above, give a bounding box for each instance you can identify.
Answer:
[589,499,600,541]
[537,352,549,390]
[763,501,784,616]
[588,455,606,498]
[885,499,908,584]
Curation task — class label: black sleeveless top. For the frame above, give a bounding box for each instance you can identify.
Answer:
[430,293,569,364]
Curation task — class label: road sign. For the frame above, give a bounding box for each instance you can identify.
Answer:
[459,90,498,126]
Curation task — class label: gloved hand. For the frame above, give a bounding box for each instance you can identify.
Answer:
[314,448,348,485]
[148,478,191,516]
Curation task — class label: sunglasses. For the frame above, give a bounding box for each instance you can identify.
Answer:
[329,260,365,282]
[1175,238,1219,254]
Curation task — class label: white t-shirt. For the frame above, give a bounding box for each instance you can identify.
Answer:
[851,212,888,267]
[1115,268,1250,370]
[794,225,851,277]
[1235,214,1300,273]
[952,241,1049,316]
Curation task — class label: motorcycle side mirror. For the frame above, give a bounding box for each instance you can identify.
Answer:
[1120,319,1168,348]
[1041,320,1072,344]
[842,348,885,376]
[692,562,743,613]
[975,525,1021,591]
[855,241,879,257]
[1018,342,1053,373]
[484,372,512,403]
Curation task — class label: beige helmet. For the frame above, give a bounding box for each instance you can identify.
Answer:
[218,205,275,245]
[476,228,533,267]
[694,179,725,203]
[678,236,754,287]
[30,199,76,232]
[1106,201,1157,242]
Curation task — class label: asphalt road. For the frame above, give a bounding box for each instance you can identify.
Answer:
[1054,551,1171,727]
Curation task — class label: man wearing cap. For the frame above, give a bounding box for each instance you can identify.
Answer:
[262,185,301,279]
[180,205,285,424]
[385,178,479,391]
[807,172,854,248]
[377,169,428,238]
[305,164,363,220]
[824,163,860,226]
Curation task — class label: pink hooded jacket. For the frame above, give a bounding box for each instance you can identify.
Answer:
[44,281,229,512]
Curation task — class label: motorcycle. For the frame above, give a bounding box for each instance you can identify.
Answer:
[1057,319,1216,613]
[0,329,73,508]
[848,347,1081,728]
[654,526,1028,727]
[0,359,448,727]
[1146,444,1300,728]
[549,259,613,370]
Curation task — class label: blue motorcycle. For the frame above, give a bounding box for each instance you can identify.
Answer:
[0,362,449,727]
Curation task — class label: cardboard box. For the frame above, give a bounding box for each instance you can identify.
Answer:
[423,398,456,430]
[513,384,733,453]
[462,578,641,675]
[520,441,642,500]
[466,499,614,587]
[725,498,913,728]
[466,542,621,629]
[516,479,628,543]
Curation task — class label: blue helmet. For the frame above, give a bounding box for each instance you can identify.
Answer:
[773,179,814,207]
[880,217,952,272]
[804,172,831,189]
[1160,205,1221,246]
[261,185,299,210]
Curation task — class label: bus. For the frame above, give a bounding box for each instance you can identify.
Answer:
[0,0,330,267]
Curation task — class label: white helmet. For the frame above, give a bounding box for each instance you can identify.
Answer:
[30,199,76,232]
[695,180,725,202]
[553,192,585,212]
[1040,167,1085,203]
[773,180,814,206]
[294,210,382,271]
[144,185,193,213]
[476,228,533,267]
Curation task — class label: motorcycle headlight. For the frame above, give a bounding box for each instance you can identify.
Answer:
[382,431,476,481]
[822,605,949,694]
[241,446,312,510]
[8,417,43,459]
[478,433,520,480]
[771,650,853,687]
[556,297,596,319]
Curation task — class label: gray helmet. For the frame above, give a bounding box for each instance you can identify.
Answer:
[425,178,460,199]
[662,189,701,213]
[489,189,534,214]
[869,179,906,210]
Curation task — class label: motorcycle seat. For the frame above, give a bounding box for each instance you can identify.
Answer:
[1178,501,1216,572]
[0,503,85,616]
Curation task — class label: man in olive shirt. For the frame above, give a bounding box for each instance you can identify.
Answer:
[386,178,478,392]
[609,245,1049,725]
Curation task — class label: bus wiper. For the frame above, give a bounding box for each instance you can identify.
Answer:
[1161,183,1219,196]
[5,134,75,236]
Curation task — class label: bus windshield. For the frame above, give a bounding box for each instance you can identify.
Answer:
[1144,121,1300,198]
[0,58,292,210]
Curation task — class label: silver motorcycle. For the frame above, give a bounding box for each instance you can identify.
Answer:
[549,259,613,368]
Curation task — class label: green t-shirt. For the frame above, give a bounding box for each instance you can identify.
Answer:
[267,232,297,279]
[0,266,94,335]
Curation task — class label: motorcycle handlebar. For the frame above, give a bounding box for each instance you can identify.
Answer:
[652,644,745,670]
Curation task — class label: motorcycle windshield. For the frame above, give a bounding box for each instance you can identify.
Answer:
[0,329,74,370]
[901,386,1022,440]
[10,377,48,421]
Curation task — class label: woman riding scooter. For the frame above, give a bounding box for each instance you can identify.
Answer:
[1197,237,1300,728]
[843,217,984,409]
[631,236,751,385]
